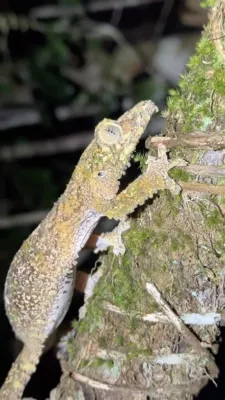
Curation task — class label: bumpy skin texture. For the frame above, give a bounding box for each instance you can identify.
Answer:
[0,100,182,400]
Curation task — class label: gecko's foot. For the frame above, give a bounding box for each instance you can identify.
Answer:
[94,220,130,256]
[146,144,187,195]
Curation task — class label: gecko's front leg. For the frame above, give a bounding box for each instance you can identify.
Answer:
[106,145,187,221]
[94,146,187,255]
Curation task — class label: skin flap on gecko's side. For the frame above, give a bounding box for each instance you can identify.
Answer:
[0,100,183,400]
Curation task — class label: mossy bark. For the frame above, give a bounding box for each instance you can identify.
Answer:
[52,1,225,399]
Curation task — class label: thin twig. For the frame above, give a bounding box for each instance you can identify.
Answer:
[145,282,218,376]
[153,0,175,38]
[180,181,225,196]
[104,302,221,325]
[72,371,208,397]
[147,133,225,150]
[96,347,209,365]
[0,132,93,161]
[0,104,102,130]
[0,210,48,229]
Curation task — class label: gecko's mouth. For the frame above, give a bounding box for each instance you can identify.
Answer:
[119,128,147,179]
[118,151,143,191]
[118,121,150,181]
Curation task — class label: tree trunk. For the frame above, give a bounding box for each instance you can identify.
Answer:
[51,1,225,398]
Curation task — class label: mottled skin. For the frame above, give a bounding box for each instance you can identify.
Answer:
[0,100,184,399]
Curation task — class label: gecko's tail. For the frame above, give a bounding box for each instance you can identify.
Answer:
[0,342,43,400]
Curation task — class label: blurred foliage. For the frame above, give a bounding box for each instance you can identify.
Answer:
[9,166,58,209]
[0,0,183,279]
[0,1,164,209]
[0,1,162,111]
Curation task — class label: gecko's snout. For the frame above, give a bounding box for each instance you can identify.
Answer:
[141,99,159,117]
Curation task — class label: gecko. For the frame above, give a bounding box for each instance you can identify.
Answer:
[0,100,185,399]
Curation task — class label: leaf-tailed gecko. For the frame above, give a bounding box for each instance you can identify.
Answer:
[0,100,185,399]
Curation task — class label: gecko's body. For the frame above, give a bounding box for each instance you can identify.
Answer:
[0,101,183,399]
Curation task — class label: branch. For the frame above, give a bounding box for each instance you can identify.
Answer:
[0,104,102,130]
[104,302,221,326]
[96,347,210,365]
[147,133,225,150]
[184,164,225,178]
[30,0,162,19]
[72,371,208,397]
[0,210,48,229]
[0,132,93,161]
[180,181,225,196]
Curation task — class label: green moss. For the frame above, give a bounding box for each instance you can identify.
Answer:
[206,209,224,227]
[171,233,193,251]
[115,335,124,346]
[98,336,108,348]
[127,345,152,360]
[190,150,203,164]
[171,238,180,251]
[133,152,148,172]
[200,0,216,8]
[217,178,225,186]
[130,316,139,330]
[218,196,225,205]
[79,359,91,369]
[214,238,225,255]
[169,167,191,182]
[105,359,115,368]
[124,225,153,256]
[153,214,164,228]
[150,232,168,249]
[165,192,182,215]
[108,256,142,310]
[91,357,113,368]
[71,223,154,341]
[74,270,109,336]
[79,357,115,371]
[167,28,225,132]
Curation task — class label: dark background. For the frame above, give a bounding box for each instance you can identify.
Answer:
[0,1,215,399]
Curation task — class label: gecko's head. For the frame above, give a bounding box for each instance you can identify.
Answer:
[78,100,158,205]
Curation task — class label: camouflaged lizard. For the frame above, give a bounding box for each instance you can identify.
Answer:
[0,100,185,399]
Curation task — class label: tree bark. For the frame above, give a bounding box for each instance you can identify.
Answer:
[51,1,225,399]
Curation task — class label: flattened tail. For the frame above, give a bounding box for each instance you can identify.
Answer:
[0,343,43,400]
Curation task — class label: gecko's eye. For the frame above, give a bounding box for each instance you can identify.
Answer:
[98,171,105,177]
[95,120,122,146]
